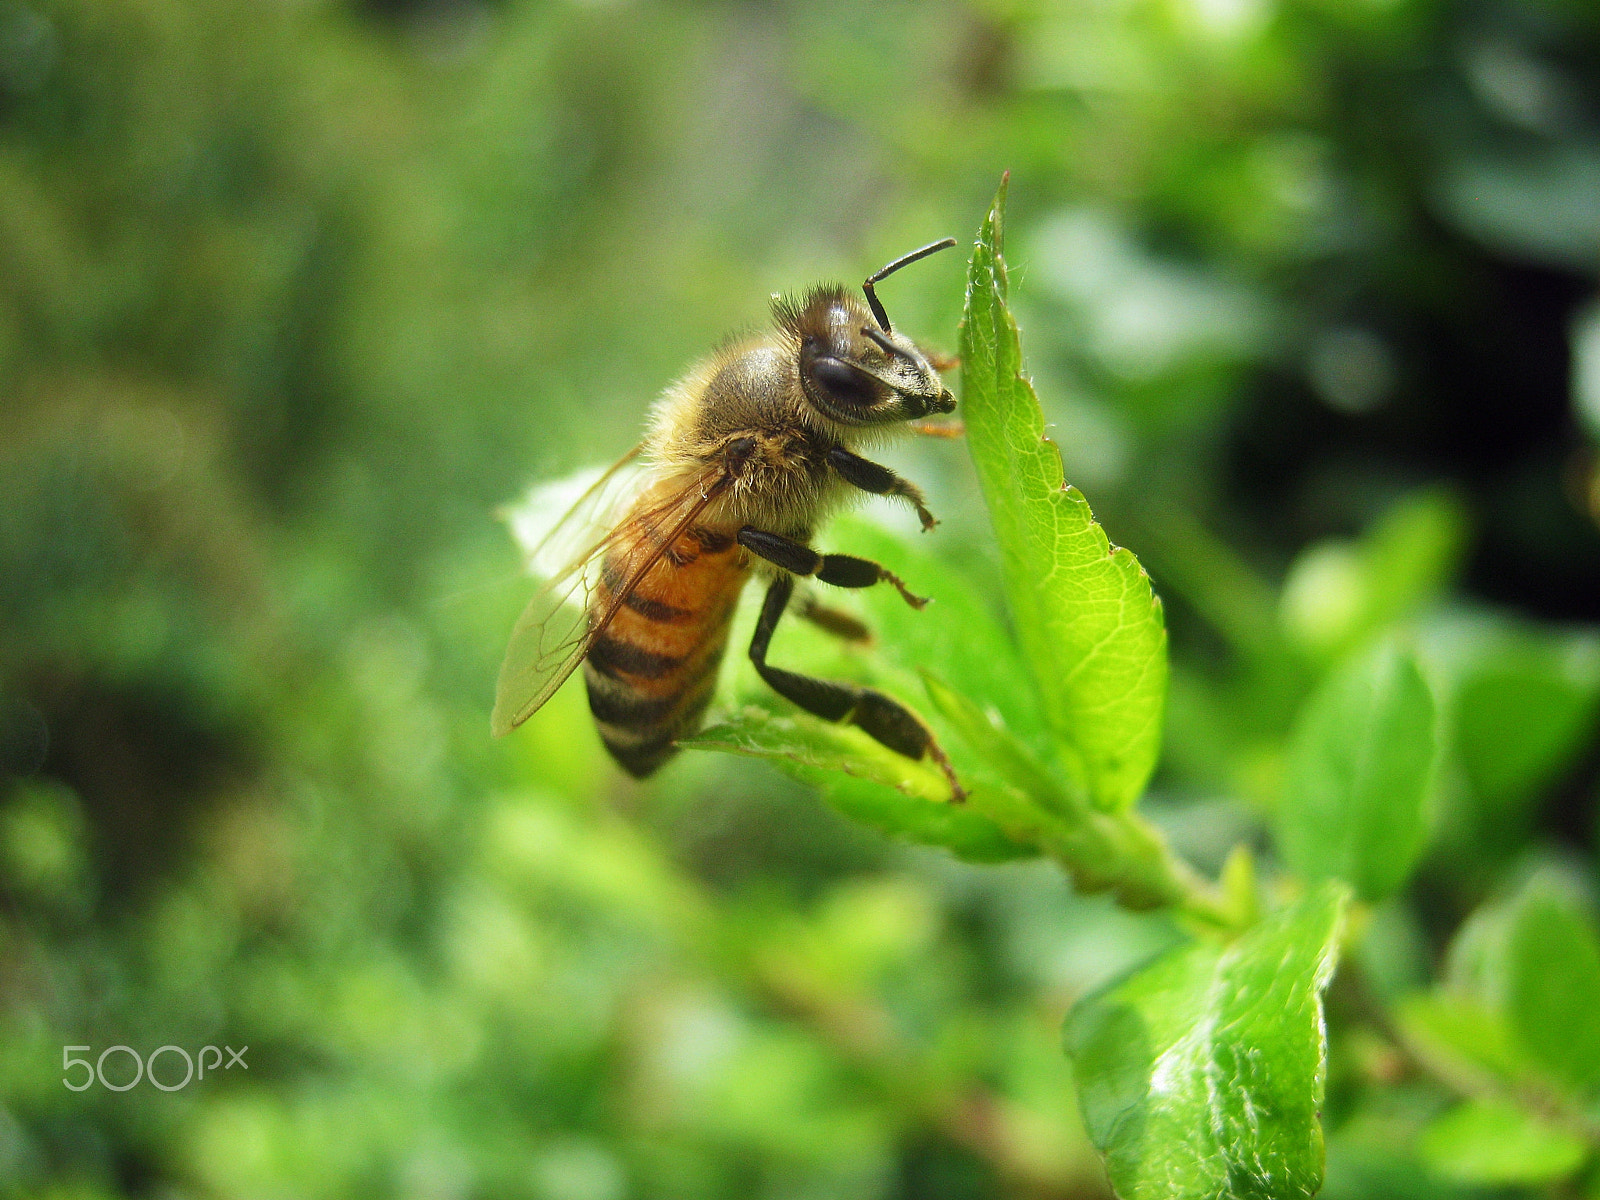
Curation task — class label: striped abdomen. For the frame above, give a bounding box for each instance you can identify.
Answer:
[583,518,750,777]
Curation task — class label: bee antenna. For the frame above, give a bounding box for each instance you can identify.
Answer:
[861,325,913,362]
[862,237,958,333]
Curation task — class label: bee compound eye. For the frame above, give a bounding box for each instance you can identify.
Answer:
[810,356,877,407]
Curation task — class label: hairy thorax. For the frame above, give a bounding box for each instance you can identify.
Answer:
[647,338,855,540]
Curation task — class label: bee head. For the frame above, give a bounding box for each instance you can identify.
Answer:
[771,239,958,429]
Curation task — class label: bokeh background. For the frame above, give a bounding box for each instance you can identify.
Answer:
[3,0,1598,1196]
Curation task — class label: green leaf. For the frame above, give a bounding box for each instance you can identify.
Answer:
[1276,642,1437,901]
[1442,876,1520,1002]
[1394,993,1535,1095]
[830,514,1053,755]
[1318,1138,1466,1200]
[1065,883,1348,1200]
[1280,489,1467,660]
[920,669,1078,819]
[1417,1099,1588,1185]
[1359,490,1468,625]
[1454,652,1600,816]
[1504,882,1600,1100]
[960,177,1168,812]
[682,710,1033,864]
[1428,869,1600,1102]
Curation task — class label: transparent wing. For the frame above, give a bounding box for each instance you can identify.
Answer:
[500,444,648,580]
[491,460,733,737]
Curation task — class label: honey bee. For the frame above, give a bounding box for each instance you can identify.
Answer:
[492,239,966,798]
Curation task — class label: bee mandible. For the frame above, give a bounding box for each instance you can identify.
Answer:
[492,239,966,799]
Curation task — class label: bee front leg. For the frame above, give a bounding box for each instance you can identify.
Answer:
[825,447,938,532]
[749,576,964,802]
[736,527,928,609]
[907,419,964,439]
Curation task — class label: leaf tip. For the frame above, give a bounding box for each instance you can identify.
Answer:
[981,172,1010,263]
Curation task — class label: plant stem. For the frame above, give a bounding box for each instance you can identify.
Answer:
[925,673,1242,931]
[1056,805,1238,931]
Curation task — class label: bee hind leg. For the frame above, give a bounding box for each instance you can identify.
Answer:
[797,593,872,643]
[750,576,965,802]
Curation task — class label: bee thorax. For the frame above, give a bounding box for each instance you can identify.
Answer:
[699,429,833,533]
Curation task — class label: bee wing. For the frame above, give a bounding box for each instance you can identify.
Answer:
[491,460,733,737]
[501,443,648,580]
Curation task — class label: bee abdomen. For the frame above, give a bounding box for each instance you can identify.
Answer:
[585,651,725,777]
[583,522,748,778]
[588,633,683,681]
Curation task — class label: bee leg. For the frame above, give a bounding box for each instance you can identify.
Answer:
[825,447,938,532]
[736,527,928,609]
[750,577,965,802]
[797,594,872,643]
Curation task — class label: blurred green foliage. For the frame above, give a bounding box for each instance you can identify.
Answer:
[2,0,1598,1198]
